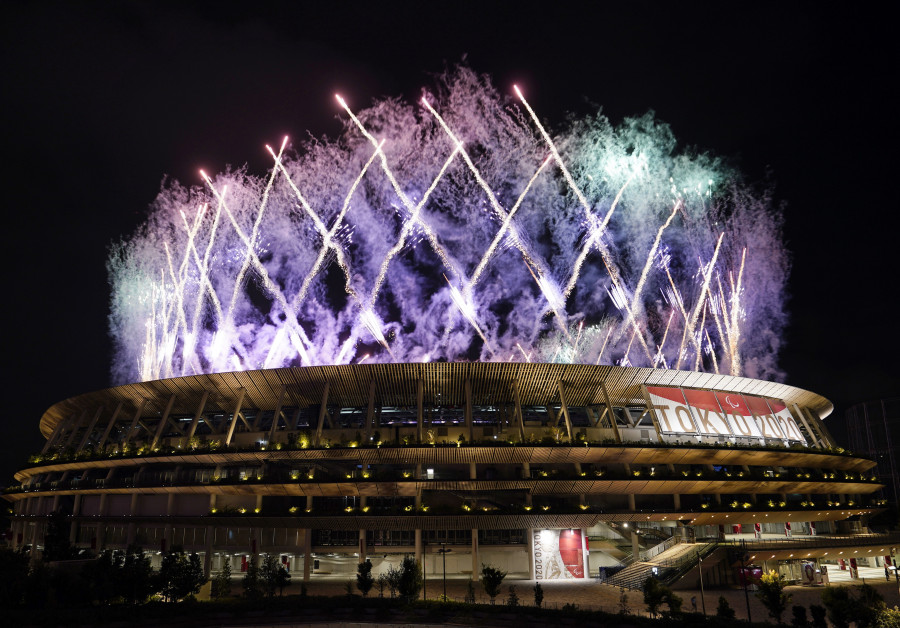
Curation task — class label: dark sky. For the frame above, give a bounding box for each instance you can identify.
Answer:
[2,1,896,484]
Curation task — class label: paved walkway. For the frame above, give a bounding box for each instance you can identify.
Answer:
[217,571,900,620]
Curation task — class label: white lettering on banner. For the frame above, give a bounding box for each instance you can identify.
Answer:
[682,389,733,436]
[767,400,807,445]
[533,530,543,580]
[648,385,807,443]
[646,386,697,435]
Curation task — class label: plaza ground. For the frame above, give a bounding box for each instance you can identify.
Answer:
[211,564,900,621]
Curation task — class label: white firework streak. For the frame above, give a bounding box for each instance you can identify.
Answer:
[654,310,675,368]
[469,155,553,287]
[336,95,463,286]
[420,97,569,333]
[595,323,615,365]
[620,200,682,364]
[201,148,315,366]
[284,140,384,311]
[675,232,724,370]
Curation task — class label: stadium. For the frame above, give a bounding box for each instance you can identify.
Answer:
[5,72,897,591]
[4,362,890,587]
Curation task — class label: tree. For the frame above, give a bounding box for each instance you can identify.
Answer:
[0,548,29,607]
[642,576,667,617]
[242,559,263,600]
[356,559,374,597]
[158,547,206,602]
[791,605,808,628]
[386,564,401,598]
[42,510,75,562]
[260,554,290,597]
[376,573,387,598]
[397,556,423,602]
[211,558,232,600]
[507,584,519,607]
[119,545,155,604]
[717,595,736,620]
[82,549,122,606]
[876,606,900,628]
[533,581,543,607]
[465,579,476,604]
[756,570,792,624]
[480,564,506,605]
[821,585,862,628]
[809,604,827,628]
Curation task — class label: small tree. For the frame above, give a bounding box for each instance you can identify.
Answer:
[533,581,543,607]
[507,584,519,606]
[756,570,792,624]
[120,545,154,604]
[376,573,387,598]
[211,558,232,600]
[42,511,75,562]
[642,576,666,617]
[480,564,507,605]
[397,556,422,602]
[791,605,808,628]
[386,564,401,598]
[158,547,206,602]
[260,554,289,598]
[356,559,374,597]
[465,579,476,604]
[664,590,683,616]
[0,549,29,607]
[809,604,827,628]
[716,595,736,620]
[242,559,263,600]
[619,587,630,615]
[82,549,122,606]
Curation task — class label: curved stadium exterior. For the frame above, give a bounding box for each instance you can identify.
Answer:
[3,363,886,584]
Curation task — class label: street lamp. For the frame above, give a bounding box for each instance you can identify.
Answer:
[740,539,752,622]
[698,551,707,615]
[437,543,452,601]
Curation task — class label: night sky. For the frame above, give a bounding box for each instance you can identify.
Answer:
[2,1,896,485]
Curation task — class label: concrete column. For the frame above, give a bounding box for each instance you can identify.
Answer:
[303,529,312,582]
[358,528,367,564]
[628,493,636,511]
[69,495,82,544]
[314,383,330,446]
[224,388,247,447]
[416,379,424,443]
[185,391,210,443]
[631,530,640,558]
[471,528,479,581]
[673,494,681,509]
[415,529,423,569]
[527,528,535,579]
[464,379,474,443]
[204,525,214,577]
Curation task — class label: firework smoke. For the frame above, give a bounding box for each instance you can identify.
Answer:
[108,67,788,384]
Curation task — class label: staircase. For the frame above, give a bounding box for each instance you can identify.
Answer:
[604,541,719,590]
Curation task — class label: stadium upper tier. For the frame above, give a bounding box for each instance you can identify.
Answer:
[5,363,881,530]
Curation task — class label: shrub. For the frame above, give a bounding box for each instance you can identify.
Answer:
[533,581,543,607]
[792,605,808,628]
[756,570,791,624]
[397,556,422,602]
[717,595,736,620]
[481,564,507,604]
[356,559,374,597]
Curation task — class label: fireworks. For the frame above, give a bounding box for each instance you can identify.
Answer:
[108,67,788,384]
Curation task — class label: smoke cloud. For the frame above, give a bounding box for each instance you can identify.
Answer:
[108,66,789,384]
